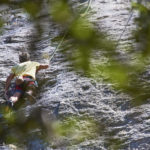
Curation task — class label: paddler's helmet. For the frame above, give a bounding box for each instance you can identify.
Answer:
[19,52,30,63]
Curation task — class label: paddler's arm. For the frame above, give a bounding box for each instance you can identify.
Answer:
[5,73,15,92]
[36,64,49,72]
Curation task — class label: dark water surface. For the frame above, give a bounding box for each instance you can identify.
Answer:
[0,1,150,150]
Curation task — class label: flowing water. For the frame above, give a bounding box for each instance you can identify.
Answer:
[0,0,150,150]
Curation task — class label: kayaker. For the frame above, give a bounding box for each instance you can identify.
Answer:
[5,52,49,107]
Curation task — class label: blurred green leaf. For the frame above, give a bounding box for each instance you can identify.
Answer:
[50,1,72,24]
[0,0,9,4]
[0,18,4,29]
[70,18,93,40]
[132,2,148,13]
[22,1,40,17]
[51,116,101,144]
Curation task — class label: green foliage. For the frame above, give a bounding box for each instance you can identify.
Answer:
[51,116,100,145]
[87,1,150,104]
[0,19,3,28]
[50,1,72,24]
[22,1,40,18]
[0,0,9,4]
[132,2,148,13]
[0,18,4,33]
[132,2,150,57]
[106,138,125,150]
[70,18,93,40]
